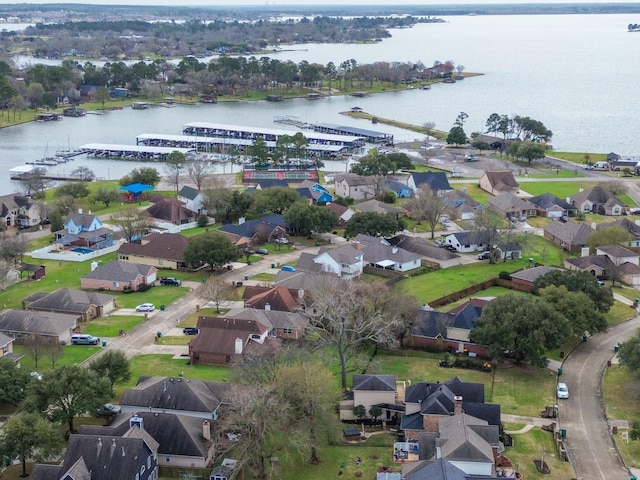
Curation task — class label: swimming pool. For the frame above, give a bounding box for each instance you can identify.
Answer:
[71,247,93,254]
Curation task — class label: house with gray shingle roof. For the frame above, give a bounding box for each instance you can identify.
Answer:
[80,412,215,468]
[510,265,563,291]
[334,173,377,200]
[387,234,460,269]
[226,308,308,340]
[408,299,490,356]
[118,233,190,270]
[352,234,421,272]
[178,185,207,214]
[486,193,537,220]
[403,457,503,480]
[354,199,403,216]
[121,376,232,420]
[0,331,22,364]
[340,374,398,421]
[478,171,519,195]
[442,189,483,221]
[0,193,41,228]
[22,288,115,322]
[31,427,159,480]
[570,185,625,215]
[597,218,640,247]
[407,172,453,195]
[311,244,365,278]
[54,209,113,250]
[543,220,594,252]
[81,259,157,291]
[0,309,79,345]
[528,193,576,219]
[566,244,640,286]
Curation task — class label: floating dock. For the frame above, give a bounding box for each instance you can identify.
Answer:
[79,143,194,160]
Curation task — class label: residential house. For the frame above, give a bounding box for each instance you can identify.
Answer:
[54,209,113,250]
[444,231,494,254]
[407,299,490,356]
[339,374,400,421]
[407,414,500,477]
[243,285,302,312]
[352,234,422,272]
[387,235,460,269]
[80,412,215,468]
[570,186,625,215]
[311,244,365,278]
[120,375,232,420]
[188,314,277,365]
[442,190,483,221]
[118,233,190,270]
[486,193,537,220]
[274,269,341,293]
[296,180,334,205]
[218,214,289,245]
[0,193,41,227]
[22,288,116,322]
[565,255,613,278]
[81,259,158,291]
[543,220,594,252]
[0,309,79,345]
[400,377,500,443]
[31,428,159,480]
[225,308,308,340]
[402,458,503,480]
[333,173,376,200]
[597,218,640,248]
[385,178,413,198]
[146,197,197,225]
[353,199,403,216]
[0,332,22,364]
[528,193,576,219]
[178,185,207,215]
[407,172,453,196]
[478,171,519,195]
[509,265,562,292]
[326,202,355,226]
[566,245,640,286]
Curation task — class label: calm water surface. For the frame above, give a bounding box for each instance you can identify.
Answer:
[2,13,638,195]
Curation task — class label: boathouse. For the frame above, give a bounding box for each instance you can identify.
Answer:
[311,123,394,145]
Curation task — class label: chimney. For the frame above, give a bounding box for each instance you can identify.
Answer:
[235,337,243,354]
[238,216,245,225]
[454,395,463,415]
[392,246,398,254]
[581,246,590,257]
[91,261,99,272]
[265,303,271,311]
[78,208,83,214]
[130,415,144,430]
[202,420,211,441]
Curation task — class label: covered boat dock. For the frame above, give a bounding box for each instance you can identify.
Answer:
[79,143,194,161]
[311,123,394,145]
[137,133,353,158]
[182,122,365,150]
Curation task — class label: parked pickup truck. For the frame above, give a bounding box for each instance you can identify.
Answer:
[160,277,182,286]
[97,403,122,417]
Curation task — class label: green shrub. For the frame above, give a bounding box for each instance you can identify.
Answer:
[123,286,133,294]
[197,214,208,227]
[499,271,512,280]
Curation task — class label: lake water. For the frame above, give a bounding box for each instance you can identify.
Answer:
[2,13,639,195]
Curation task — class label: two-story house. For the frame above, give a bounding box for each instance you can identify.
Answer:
[54,209,113,251]
[0,193,41,228]
[178,185,207,214]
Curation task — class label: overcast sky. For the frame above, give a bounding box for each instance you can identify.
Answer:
[8,0,640,6]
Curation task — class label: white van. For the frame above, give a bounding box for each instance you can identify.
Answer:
[594,161,610,169]
[71,334,100,345]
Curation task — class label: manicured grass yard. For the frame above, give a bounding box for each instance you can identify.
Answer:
[110,285,188,308]
[518,181,598,198]
[506,426,575,479]
[83,314,144,337]
[13,343,102,372]
[604,365,640,467]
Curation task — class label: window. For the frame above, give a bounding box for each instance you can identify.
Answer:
[283,328,292,334]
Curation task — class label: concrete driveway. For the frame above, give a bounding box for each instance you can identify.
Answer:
[560,315,640,479]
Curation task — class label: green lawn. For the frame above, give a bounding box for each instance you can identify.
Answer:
[505,427,575,479]
[518,181,598,198]
[109,285,189,309]
[13,343,102,372]
[83,315,144,337]
[604,365,640,467]
[550,151,608,164]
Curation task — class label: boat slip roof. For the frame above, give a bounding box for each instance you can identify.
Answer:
[183,122,364,143]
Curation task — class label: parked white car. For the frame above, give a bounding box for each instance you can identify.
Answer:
[135,303,155,312]
[557,382,569,399]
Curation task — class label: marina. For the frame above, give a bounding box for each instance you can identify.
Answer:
[79,143,195,160]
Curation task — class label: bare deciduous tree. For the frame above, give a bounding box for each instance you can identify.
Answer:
[110,208,153,242]
[197,276,237,313]
[186,158,213,191]
[404,186,446,239]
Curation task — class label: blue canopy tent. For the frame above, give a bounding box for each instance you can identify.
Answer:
[119,183,155,201]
